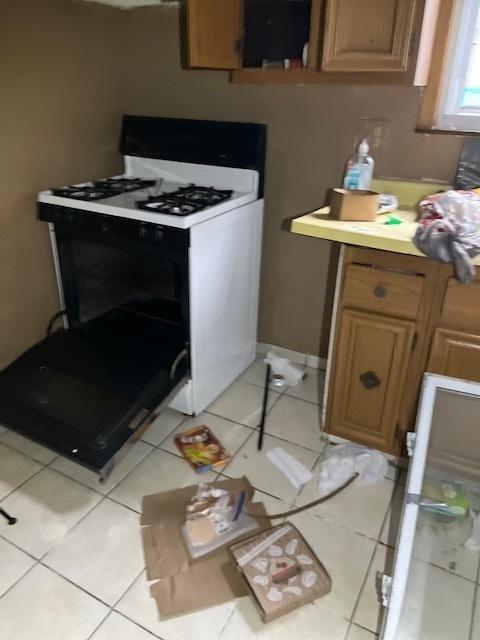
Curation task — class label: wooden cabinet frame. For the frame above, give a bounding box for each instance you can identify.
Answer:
[186,0,426,85]
[187,0,243,69]
[324,246,442,455]
[322,0,418,73]
[325,249,480,456]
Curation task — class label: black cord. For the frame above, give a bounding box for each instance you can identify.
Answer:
[46,310,67,336]
[245,473,359,519]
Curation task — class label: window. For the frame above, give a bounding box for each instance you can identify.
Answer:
[437,0,480,131]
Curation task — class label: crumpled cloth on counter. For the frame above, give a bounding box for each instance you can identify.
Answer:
[413,190,480,283]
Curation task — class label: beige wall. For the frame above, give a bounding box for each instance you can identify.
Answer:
[0,1,466,368]
[0,0,126,367]
[118,6,465,357]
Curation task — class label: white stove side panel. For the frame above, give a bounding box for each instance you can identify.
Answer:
[185,199,264,414]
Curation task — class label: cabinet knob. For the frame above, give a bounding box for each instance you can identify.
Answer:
[359,370,381,390]
[374,285,386,298]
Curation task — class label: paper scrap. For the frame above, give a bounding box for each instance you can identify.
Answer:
[266,447,313,489]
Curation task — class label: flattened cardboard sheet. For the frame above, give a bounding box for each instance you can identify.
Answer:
[141,476,271,617]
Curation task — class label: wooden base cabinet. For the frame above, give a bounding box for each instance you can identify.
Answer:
[329,309,415,451]
[428,328,480,382]
[325,247,480,456]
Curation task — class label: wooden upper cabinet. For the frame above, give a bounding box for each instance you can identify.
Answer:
[327,308,415,452]
[322,0,418,73]
[187,0,242,69]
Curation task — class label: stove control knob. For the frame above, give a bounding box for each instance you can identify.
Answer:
[154,228,164,242]
[139,224,149,240]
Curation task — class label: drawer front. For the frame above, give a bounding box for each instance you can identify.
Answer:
[342,264,423,320]
[427,327,480,383]
[441,277,480,332]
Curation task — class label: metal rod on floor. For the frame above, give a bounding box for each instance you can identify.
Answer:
[0,508,17,525]
[257,363,271,451]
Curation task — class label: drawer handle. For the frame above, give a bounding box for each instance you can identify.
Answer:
[359,370,381,390]
[374,285,386,298]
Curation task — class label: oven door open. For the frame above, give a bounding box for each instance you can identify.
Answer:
[0,206,190,475]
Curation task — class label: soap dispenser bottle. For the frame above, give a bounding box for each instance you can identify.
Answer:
[343,139,374,191]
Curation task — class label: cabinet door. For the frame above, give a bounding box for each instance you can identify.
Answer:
[427,327,480,382]
[187,0,242,69]
[322,0,418,73]
[328,309,415,452]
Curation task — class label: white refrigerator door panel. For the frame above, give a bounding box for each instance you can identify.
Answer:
[381,373,480,640]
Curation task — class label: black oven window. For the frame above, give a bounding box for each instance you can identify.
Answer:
[58,233,189,360]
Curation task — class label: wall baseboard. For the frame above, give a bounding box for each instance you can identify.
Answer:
[257,342,327,370]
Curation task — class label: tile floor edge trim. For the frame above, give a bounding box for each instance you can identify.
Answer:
[257,342,327,370]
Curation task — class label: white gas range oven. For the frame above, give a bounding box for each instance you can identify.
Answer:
[0,116,266,478]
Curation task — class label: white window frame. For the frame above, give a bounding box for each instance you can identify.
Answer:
[437,0,480,132]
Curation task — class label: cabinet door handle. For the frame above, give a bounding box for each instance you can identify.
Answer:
[374,285,386,298]
[359,370,381,390]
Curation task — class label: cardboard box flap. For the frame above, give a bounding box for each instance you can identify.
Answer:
[142,522,191,580]
[141,477,269,581]
[141,476,254,525]
[150,552,247,617]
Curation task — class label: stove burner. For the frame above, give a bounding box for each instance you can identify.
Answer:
[136,184,233,216]
[50,178,156,201]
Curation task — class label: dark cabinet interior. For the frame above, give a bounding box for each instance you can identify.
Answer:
[243,0,312,68]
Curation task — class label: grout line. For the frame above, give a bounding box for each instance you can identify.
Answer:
[0,560,39,600]
[103,446,158,499]
[104,495,140,515]
[38,494,107,563]
[468,555,480,640]
[110,567,145,611]
[349,541,381,633]
[256,428,326,455]
[37,559,114,607]
[85,610,113,640]
[141,412,191,448]
[351,621,380,637]
[0,463,46,504]
[0,438,58,466]
[0,532,39,561]
[204,387,284,430]
[114,610,163,639]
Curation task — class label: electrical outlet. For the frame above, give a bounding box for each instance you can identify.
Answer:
[357,118,390,150]
[371,125,384,149]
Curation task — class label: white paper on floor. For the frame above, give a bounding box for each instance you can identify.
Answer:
[266,447,313,489]
[318,443,388,493]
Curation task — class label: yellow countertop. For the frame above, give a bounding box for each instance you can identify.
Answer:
[291,205,480,266]
[290,206,424,257]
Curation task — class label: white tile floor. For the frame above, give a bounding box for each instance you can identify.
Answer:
[0,356,478,640]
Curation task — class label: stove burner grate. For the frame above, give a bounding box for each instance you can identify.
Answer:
[50,178,156,201]
[136,184,233,216]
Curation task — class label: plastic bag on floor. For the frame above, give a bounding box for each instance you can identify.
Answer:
[318,443,388,494]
